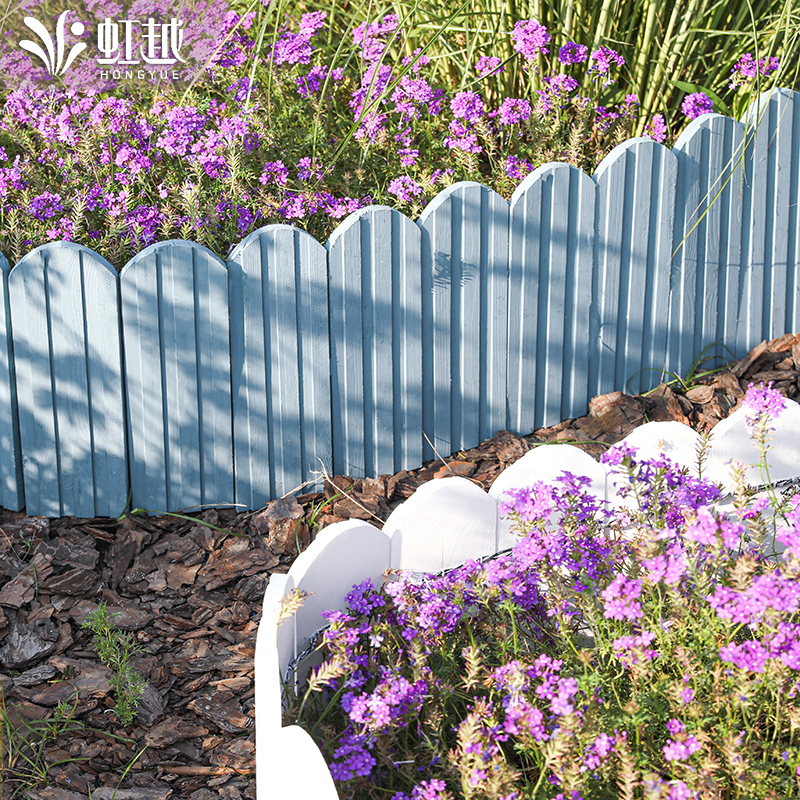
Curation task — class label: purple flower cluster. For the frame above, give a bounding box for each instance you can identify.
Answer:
[742,381,787,435]
[271,11,327,66]
[512,19,551,60]
[681,92,714,120]
[298,432,800,797]
[729,52,780,89]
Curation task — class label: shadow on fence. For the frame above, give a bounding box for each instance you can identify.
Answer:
[1,87,799,517]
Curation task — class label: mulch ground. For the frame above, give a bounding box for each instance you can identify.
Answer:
[2,332,799,800]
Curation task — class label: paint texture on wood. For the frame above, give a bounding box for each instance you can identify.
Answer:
[419,182,509,458]
[671,114,745,375]
[121,240,233,512]
[741,88,800,346]
[8,242,125,517]
[0,252,23,511]
[3,88,800,516]
[229,226,331,507]
[593,138,677,399]
[328,206,422,477]
[509,164,595,431]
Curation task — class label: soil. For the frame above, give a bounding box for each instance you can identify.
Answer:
[2,332,800,800]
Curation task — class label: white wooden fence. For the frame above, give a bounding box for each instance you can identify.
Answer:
[1,87,799,516]
[256,402,800,798]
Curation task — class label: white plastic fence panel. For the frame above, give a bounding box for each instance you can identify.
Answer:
[265,724,339,800]
[705,400,800,491]
[287,520,391,674]
[385,477,498,573]
[489,444,609,550]
[256,573,296,800]
[619,421,704,474]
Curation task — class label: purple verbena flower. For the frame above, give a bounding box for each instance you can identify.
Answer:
[590,46,625,78]
[476,55,503,76]
[742,381,786,435]
[645,113,667,143]
[28,191,64,220]
[512,19,551,60]
[497,98,532,125]
[388,175,423,203]
[558,41,588,64]
[601,574,644,620]
[681,92,714,120]
[450,91,485,123]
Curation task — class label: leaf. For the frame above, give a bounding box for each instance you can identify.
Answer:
[669,79,732,117]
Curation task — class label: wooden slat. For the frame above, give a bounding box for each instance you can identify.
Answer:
[508,164,595,431]
[419,182,508,457]
[741,88,800,345]
[229,225,331,506]
[671,113,746,375]
[593,138,676,397]
[328,206,421,477]
[0,252,23,511]
[9,243,125,517]
[121,241,232,512]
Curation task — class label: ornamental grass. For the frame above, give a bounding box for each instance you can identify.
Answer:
[0,4,785,269]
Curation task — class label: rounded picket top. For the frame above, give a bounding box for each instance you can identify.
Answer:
[417,179,506,225]
[490,444,607,502]
[490,444,608,551]
[287,520,391,663]
[261,724,339,800]
[384,477,498,573]
[618,421,703,474]
[740,86,798,127]
[705,399,800,492]
[509,160,593,210]
[672,112,742,152]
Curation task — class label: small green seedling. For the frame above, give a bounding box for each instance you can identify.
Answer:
[81,603,149,726]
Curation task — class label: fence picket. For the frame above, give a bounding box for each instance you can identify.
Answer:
[229,226,331,506]
[0,252,22,511]
[419,182,509,457]
[671,114,746,374]
[9,243,125,517]
[742,89,800,341]
[593,138,677,398]
[121,241,233,512]
[508,164,595,430]
[328,206,422,477]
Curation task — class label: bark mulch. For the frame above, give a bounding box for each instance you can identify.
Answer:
[2,332,799,800]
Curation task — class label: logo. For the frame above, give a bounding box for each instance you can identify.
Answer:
[20,10,87,76]
[16,9,188,80]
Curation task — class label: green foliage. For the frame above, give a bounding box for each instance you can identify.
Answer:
[1,688,87,799]
[81,603,149,727]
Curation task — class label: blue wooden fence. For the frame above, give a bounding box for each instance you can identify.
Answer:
[1,87,799,517]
